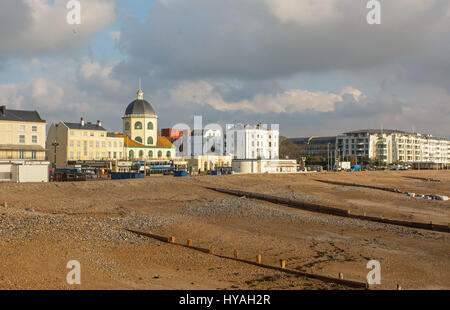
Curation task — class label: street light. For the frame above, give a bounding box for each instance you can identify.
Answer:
[51,141,59,173]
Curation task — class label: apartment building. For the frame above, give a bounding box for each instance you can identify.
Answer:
[336,129,450,165]
[225,124,279,160]
[46,118,124,167]
[0,105,47,161]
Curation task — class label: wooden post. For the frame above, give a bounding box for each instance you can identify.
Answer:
[256,254,262,264]
[347,209,351,216]
[187,239,193,247]
[339,273,344,280]
[280,260,286,269]
[3,202,7,208]
[363,212,367,217]
[209,246,215,254]
[168,236,175,243]
[397,284,402,290]
[234,250,239,258]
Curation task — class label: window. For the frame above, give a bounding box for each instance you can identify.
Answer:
[19,135,25,144]
[32,151,37,160]
[139,150,144,158]
[19,125,26,132]
[90,132,94,137]
[96,141,99,148]
[113,152,117,159]
[70,140,74,147]
[69,152,74,160]
[125,122,130,130]
[147,122,153,130]
[89,141,93,147]
[135,136,142,143]
[166,151,171,157]
[147,137,153,145]
[158,151,162,158]
[77,141,81,147]
[148,150,153,157]
[129,150,134,158]
[84,132,87,136]
[102,141,106,147]
[19,150,25,159]
[32,135,38,144]
[32,126,38,132]
[77,152,80,160]
[70,131,74,136]
[135,122,142,129]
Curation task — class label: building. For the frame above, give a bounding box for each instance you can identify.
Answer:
[232,159,298,174]
[46,119,125,168]
[0,105,49,182]
[289,136,336,158]
[160,128,184,141]
[336,129,450,166]
[119,88,175,160]
[225,124,279,160]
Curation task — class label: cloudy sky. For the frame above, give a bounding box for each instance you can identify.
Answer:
[0,0,449,138]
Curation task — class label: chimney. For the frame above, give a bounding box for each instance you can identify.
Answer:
[0,106,5,116]
[80,117,85,126]
[97,120,102,127]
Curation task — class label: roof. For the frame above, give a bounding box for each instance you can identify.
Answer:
[0,145,46,151]
[125,99,156,116]
[63,122,106,131]
[343,129,410,135]
[0,108,45,123]
[289,136,336,145]
[110,133,173,148]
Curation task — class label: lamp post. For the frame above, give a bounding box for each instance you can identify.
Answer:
[51,141,59,173]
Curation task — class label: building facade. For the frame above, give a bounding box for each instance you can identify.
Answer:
[119,88,175,160]
[289,136,336,158]
[225,124,279,160]
[0,106,47,161]
[46,119,125,167]
[336,129,450,165]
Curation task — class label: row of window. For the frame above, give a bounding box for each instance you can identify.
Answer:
[128,150,171,158]
[18,150,38,159]
[18,135,38,144]
[70,131,105,137]
[69,152,123,160]
[17,125,39,132]
[135,137,154,144]
[125,121,154,131]
[69,140,123,148]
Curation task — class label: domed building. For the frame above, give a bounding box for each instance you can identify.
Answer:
[112,88,175,161]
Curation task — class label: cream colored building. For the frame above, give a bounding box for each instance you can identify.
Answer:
[117,88,175,160]
[186,155,232,172]
[46,119,125,167]
[0,106,47,161]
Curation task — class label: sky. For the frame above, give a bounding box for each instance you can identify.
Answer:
[0,0,449,138]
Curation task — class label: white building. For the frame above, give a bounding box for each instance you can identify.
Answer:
[336,129,450,165]
[225,124,279,160]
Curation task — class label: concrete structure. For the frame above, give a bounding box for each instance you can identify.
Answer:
[225,124,279,160]
[336,129,450,166]
[0,106,49,182]
[232,159,297,174]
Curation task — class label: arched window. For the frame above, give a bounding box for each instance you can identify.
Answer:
[135,122,142,129]
[139,150,144,158]
[147,122,153,130]
[124,122,130,130]
[147,137,153,145]
[158,151,162,158]
[129,150,134,159]
[148,150,153,158]
[135,136,142,143]
[166,151,171,158]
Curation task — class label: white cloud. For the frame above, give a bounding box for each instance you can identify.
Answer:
[0,0,116,60]
[167,81,366,113]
